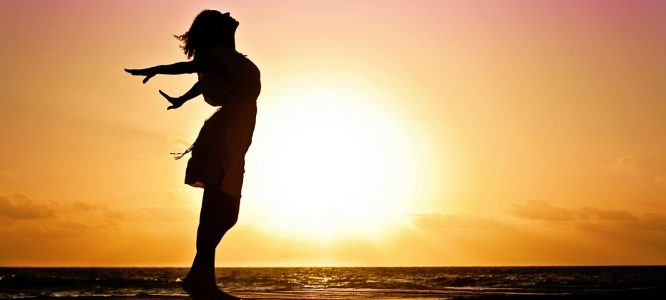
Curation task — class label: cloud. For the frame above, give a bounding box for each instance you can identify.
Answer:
[580,207,638,221]
[0,192,133,234]
[509,199,574,221]
[71,200,94,211]
[508,200,666,233]
[0,194,54,220]
[638,213,666,231]
[410,212,508,231]
[509,200,642,222]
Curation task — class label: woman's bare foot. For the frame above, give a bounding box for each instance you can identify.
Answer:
[183,276,239,300]
[181,276,210,300]
[210,286,240,300]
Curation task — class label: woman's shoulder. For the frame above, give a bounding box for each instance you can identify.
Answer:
[195,47,246,74]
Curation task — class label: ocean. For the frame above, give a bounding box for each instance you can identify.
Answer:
[0,266,664,299]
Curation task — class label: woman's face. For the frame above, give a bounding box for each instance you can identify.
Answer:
[222,12,239,28]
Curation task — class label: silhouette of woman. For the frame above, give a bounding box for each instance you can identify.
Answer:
[125,10,260,300]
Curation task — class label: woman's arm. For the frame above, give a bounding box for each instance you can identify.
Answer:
[159,82,202,110]
[125,61,199,83]
[151,62,198,74]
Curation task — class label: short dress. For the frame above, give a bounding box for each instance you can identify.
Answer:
[183,46,261,198]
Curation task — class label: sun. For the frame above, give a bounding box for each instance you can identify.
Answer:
[246,83,424,242]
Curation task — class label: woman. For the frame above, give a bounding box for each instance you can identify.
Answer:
[125,10,260,300]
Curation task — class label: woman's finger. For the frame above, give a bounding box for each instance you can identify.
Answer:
[124,68,144,75]
[167,102,182,110]
[159,90,172,100]
[142,74,154,84]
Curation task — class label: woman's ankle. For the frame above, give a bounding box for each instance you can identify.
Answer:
[183,272,203,284]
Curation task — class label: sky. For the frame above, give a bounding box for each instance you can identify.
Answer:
[0,0,665,267]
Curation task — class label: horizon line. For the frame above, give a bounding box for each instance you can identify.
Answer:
[2,264,665,268]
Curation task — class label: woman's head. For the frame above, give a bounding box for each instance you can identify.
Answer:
[176,10,239,59]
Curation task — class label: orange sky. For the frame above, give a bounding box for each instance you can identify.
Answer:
[1,0,665,266]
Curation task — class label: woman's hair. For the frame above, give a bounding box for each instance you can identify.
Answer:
[176,10,239,59]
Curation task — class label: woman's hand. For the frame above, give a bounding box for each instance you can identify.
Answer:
[159,90,186,110]
[124,67,156,84]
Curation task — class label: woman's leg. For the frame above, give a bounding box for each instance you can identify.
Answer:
[184,186,240,293]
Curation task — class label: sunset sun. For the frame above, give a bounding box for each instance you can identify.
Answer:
[249,84,423,240]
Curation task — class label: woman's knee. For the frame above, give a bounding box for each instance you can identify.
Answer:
[218,192,240,229]
[212,192,239,230]
[215,208,238,232]
[201,189,240,230]
[199,214,236,233]
[222,213,238,230]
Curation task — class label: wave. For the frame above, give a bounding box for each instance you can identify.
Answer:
[1,266,665,299]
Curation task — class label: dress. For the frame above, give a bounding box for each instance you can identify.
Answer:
[183,46,261,198]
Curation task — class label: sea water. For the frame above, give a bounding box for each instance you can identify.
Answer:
[0,266,665,299]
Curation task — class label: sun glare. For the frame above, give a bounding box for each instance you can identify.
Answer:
[249,83,424,242]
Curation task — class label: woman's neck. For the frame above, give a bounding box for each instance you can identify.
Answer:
[224,37,236,52]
